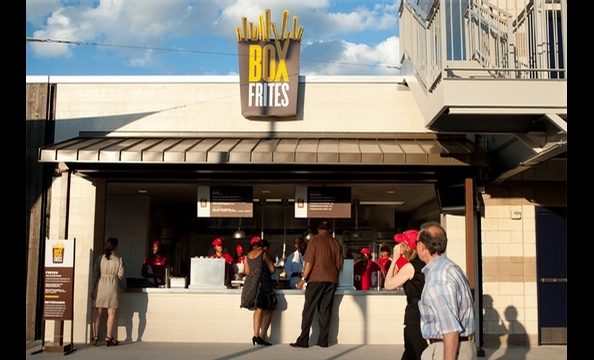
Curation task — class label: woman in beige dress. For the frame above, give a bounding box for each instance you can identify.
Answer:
[90,237,125,346]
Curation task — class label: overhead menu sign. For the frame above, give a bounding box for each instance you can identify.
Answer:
[295,186,351,218]
[198,186,253,218]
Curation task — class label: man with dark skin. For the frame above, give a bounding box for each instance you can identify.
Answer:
[290,220,343,348]
[284,236,307,289]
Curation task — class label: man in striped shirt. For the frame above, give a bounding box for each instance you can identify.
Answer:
[416,221,476,360]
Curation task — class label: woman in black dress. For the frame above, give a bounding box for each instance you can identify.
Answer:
[384,230,427,360]
[240,236,277,345]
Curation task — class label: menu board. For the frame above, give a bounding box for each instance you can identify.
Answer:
[43,239,75,320]
[197,186,253,218]
[295,186,351,218]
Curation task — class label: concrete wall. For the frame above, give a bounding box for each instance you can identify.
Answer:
[42,76,426,142]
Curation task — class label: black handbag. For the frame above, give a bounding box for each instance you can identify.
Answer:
[254,262,277,309]
[255,286,277,309]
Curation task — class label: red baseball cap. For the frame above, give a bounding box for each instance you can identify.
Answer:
[360,247,372,255]
[212,238,224,246]
[250,236,261,245]
[236,244,244,254]
[394,229,419,249]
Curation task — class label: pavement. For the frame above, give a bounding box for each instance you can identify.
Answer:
[26,340,567,360]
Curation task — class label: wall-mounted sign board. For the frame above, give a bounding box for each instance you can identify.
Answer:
[197,186,253,218]
[295,186,351,218]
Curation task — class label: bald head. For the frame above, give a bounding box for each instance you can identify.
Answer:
[418,221,448,255]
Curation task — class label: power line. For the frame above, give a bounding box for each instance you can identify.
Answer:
[26,37,401,70]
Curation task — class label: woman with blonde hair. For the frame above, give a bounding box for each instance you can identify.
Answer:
[90,237,125,346]
[384,230,427,360]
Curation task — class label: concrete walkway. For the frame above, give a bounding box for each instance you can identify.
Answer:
[26,340,567,360]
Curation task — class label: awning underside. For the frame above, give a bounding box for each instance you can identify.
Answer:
[38,135,487,166]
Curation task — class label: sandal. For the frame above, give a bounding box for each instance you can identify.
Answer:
[91,336,98,346]
[105,336,119,347]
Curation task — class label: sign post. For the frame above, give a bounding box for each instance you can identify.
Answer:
[34,238,77,355]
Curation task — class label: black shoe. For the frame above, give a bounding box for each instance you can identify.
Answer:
[253,336,271,346]
[316,343,328,348]
[289,342,308,348]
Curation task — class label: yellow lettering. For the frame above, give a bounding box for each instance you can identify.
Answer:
[248,45,262,81]
[249,41,291,83]
[262,44,276,82]
[273,40,290,81]
[275,60,288,81]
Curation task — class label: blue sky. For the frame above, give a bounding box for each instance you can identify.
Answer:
[26,0,403,76]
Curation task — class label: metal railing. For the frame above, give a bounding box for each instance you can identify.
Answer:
[399,0,567,91]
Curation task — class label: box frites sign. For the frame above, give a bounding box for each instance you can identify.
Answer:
[237,9,302,118]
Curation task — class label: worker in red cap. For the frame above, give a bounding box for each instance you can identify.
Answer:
[249,236,261,246]
[141,240,168,287]
[234,244,247,279]
[384,229,427,360]
[377,245,393,285]
[210,237,235,287]
[353,246,382,291]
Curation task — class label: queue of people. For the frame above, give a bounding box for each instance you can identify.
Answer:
[118,219,476,357]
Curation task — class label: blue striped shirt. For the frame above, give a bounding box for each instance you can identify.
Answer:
[419,254,475,339]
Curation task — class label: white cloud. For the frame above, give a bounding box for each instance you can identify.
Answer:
[26,0,62,25]
[301,36,400,75]
[26,0,402,75]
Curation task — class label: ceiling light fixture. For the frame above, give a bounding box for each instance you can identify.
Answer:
[303,218,315,241]
[233,218,246,239]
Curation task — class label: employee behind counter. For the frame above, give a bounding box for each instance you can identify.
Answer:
[141,240,168,287]
[209,237,235,287]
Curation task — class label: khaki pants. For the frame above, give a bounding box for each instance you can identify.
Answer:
[420,339,477,360]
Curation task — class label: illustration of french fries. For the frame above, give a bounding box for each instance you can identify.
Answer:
[236,9,303,42]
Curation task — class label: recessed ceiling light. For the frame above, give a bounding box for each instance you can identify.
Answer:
[138,189,148,194]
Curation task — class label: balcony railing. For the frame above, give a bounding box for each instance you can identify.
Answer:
[399,0,567,92]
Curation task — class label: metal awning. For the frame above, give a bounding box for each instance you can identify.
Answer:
[38,135,487,166]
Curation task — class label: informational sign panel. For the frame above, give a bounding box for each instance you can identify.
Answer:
[197,186,254,218]
[294,186,351,218]
[43,239,75,321]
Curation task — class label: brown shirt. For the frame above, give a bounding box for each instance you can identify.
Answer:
[303,231,344,283]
